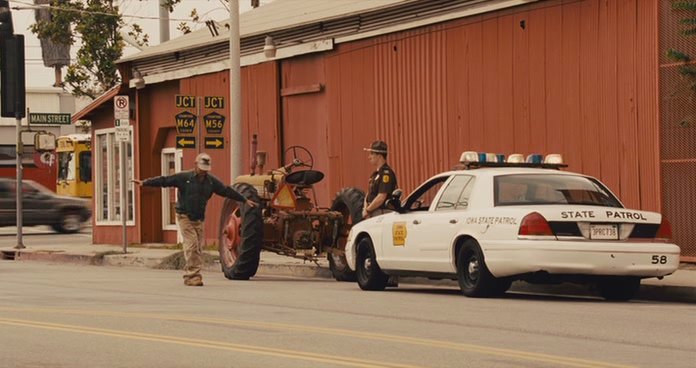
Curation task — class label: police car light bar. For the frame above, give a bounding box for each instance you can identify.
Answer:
[457,151,567,170]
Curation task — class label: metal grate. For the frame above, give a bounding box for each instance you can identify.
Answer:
[659,1,696,260]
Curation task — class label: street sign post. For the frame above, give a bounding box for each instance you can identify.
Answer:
[113,95,130,254]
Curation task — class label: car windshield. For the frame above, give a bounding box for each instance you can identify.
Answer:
[494,174,622,208]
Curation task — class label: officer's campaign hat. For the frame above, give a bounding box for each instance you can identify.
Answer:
[363,140,388,154]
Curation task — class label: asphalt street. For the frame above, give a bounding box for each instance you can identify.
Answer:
[1,262,694,368]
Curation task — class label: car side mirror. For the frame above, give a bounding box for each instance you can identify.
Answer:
[386,189,404,213]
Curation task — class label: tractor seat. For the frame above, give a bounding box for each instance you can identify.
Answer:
[285,170,324,186]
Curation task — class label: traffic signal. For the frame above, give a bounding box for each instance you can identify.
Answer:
[1,35,26,118]
[0,0,13,40]
[0,0,24,118]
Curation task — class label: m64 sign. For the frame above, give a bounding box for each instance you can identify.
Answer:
[175,111,197,134]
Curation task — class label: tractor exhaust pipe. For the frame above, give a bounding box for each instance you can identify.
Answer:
[250,134,258,175]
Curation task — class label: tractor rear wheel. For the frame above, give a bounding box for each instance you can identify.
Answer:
[218,183,263,280]
[329,187,365,281]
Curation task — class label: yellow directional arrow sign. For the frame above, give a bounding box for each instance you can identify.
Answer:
[204,137,224,149]
[176,136,196,149]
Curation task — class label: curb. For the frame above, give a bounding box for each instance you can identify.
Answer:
[3,249,694,303]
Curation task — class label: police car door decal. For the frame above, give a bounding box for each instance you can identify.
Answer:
[392,222,407,246]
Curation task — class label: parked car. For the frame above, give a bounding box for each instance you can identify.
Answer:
[0,178,91,233]
[344,153,680,301]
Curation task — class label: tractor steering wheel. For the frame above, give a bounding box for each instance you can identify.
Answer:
[283,146,314,171]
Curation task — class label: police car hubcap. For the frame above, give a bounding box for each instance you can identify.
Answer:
[363,258,373,271]
[468,259,479,279]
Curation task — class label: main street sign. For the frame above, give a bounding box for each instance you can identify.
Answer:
[29,112,71,125]
[204,137,224,149]
[176,136,196,149]
[203,112,225,134]
[175,111,197,134]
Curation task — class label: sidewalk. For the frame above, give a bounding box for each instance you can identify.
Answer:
[1,242,694,303]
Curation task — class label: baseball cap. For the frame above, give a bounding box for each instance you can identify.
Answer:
[195,153,212,171]
[363,140,388,154]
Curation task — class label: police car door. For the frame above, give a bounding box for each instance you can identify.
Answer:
[424,175,475,273]
[381,176,450,271]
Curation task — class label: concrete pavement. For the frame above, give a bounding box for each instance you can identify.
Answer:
[1,239,695,303]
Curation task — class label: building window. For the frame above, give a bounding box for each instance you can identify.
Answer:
[161,148,182,231]
[94,128,134,224]
[0,145,37,167]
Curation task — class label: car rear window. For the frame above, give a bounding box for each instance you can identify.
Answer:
[494,174,622,207]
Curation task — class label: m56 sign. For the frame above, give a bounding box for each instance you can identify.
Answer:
[204,112,225,134]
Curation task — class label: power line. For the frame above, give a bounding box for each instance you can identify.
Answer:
[11,0,208,23]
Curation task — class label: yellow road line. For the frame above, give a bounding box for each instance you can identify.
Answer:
[0,317,418,368]
[0,307,634,368]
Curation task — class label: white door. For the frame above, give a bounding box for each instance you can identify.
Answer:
[161,148,183,243]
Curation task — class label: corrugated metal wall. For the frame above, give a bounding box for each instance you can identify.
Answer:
[320,0,660,215]
[242,62,281,173]
[279,54,332,205]
[659,0,696,260]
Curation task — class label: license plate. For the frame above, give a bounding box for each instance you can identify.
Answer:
[590,224,619,240]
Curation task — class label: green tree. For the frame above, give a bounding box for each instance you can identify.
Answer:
[667,1,696,93]
[30,0,147,99]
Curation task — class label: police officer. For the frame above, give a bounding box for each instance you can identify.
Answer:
[133,153,257,287]
[362,140,397,219]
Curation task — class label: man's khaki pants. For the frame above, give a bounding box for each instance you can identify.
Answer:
[177,214,204,282]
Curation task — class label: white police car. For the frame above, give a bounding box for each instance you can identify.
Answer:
[344,152,680,301]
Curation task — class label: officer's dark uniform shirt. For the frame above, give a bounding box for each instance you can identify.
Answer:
[366,163,397,208]
[143,170,245,221]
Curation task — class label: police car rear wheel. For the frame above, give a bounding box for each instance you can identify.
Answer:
[356,238,388,291]
[457,240,510,297]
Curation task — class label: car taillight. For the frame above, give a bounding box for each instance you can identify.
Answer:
[518,212,555,238]
[654,216,672,242]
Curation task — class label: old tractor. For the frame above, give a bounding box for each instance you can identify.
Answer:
[218,137,364,281]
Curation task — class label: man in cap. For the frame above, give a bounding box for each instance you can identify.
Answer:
[133,153,257,286]
[362,140,398,219]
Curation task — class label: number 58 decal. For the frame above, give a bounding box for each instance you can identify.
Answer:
[651,255,668,264]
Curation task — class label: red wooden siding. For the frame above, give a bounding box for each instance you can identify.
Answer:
[131,80,180,245]
[322,0,659,209]
[280,54,332,206]
[241,62,281,174]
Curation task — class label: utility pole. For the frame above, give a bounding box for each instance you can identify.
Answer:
[229,0,241,182]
